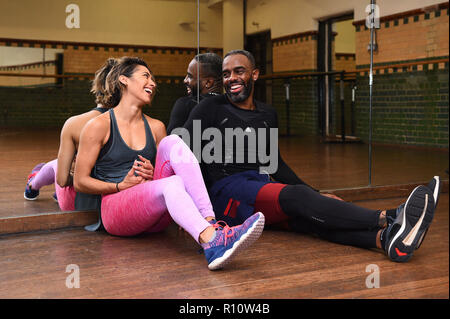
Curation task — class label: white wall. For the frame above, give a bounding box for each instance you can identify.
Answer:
[245,0,446,38]
[200,1,223,48]
[0,0,445,49]
[222,0,244,53]
[0,0,201,47]
[335,19,355,53]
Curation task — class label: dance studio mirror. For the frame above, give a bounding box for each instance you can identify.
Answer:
[0,0,199,218]
[237,1,374,191]
[1,0,447,221]
[238,0,448,191]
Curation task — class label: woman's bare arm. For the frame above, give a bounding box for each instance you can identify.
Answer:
[56,118,77,187]
[73,116,117,194]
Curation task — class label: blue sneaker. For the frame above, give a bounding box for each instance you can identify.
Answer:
[52,192,58,203]
[383,185,435,262]
[24,163,45,200]
[202,212,265,270]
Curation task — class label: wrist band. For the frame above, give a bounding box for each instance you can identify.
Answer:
[116,182,120,192]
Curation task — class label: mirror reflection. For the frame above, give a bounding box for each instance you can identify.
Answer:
[0,0,199,220]
[0,0,447,227]
[241,0,448,191]
[243,3,370,190]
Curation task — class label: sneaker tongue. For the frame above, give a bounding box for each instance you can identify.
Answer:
[397,203,405,215]
[385,204,405,226]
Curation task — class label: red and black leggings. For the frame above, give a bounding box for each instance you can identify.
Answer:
[254,183,381,248]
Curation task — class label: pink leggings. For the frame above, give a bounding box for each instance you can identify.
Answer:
[100,135,215,243]
[31,159,76,211]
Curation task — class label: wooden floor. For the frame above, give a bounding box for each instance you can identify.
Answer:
[0,128,448,300]
[1,128,448,218]
[0,195,447,299]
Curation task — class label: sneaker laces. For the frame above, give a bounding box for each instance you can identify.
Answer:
[27,172,38,182]
[198,221,235,255]
[26,172,38,188]
[212,221,236,246]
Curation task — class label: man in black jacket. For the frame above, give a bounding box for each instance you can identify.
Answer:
[167,52,223,134]
[181,49,439,263]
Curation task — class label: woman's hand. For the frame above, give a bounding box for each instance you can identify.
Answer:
[135,155,154,181]
[117,155,154,191]
[118,162,146,191]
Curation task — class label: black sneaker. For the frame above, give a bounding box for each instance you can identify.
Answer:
[384,185,435,262]
[23,163,45,200]
[416,176,441,249]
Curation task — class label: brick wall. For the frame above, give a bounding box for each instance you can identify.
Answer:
[271,77,318,136]
[0,38,221,128]
[355,6,449,67]
[0,61,57,87]
[355,62,448,148]
[272,32,317,73]
[335,53,356,72]
[0,78,93,128]
[0,77,186,128]
[63,45,199,77]
[353,3,449,148]
[270,31,320,135]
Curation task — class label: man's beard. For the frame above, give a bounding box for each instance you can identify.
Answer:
[225,79,253,103]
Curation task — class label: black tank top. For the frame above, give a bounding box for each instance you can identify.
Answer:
[92,106,109,113]
[92,108,157,183]
[81,108,157,232]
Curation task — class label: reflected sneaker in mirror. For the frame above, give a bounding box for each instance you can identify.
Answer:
[23,163,45,200]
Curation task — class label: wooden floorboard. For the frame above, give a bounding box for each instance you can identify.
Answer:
[0,194,447,299]
[0,128,448,300]
[1,128,448,219]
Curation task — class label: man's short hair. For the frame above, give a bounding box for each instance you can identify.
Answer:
[195,52,223,80]
[224,49,256,69]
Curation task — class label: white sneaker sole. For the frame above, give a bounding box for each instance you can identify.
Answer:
[387,186,434,262]
[24,192,39,201]
[416,176,440,249]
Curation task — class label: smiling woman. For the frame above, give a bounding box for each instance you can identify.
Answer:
[73,56,265,271]
[102,58,156,109]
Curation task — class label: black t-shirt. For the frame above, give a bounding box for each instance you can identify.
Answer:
[167,96,198,134]
[167,93,220,134]
[182,94,315,189]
